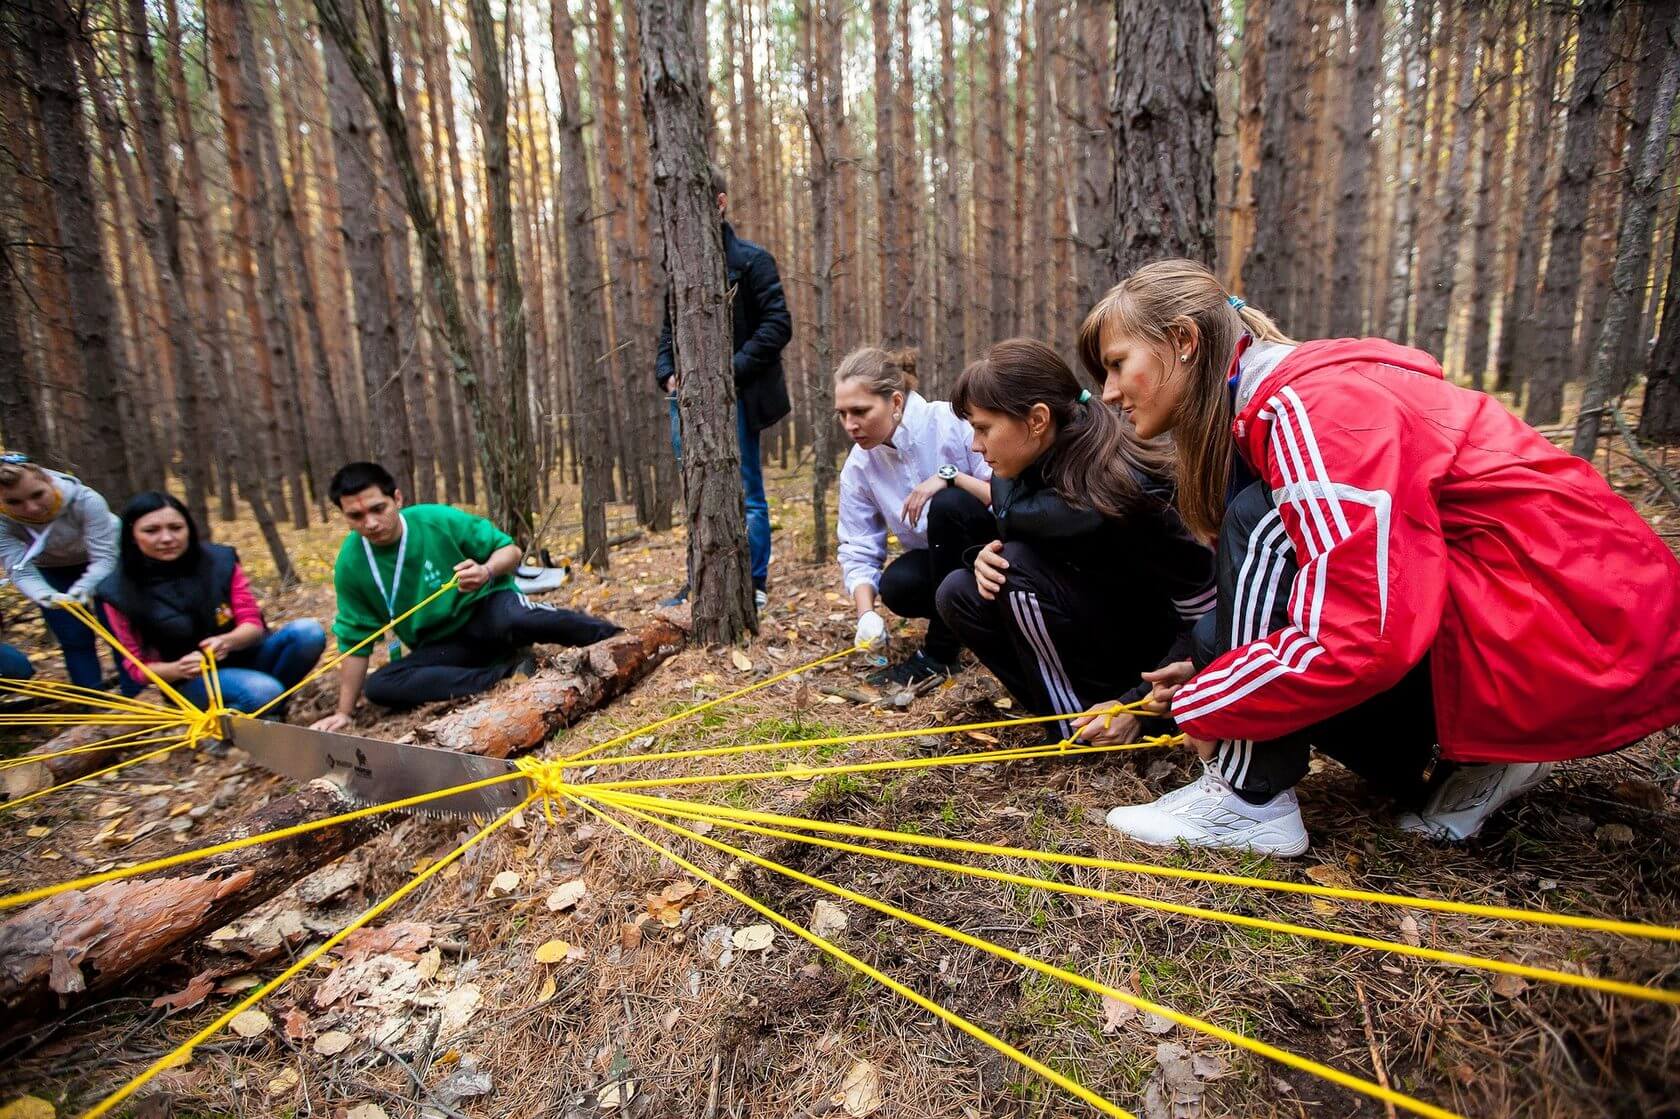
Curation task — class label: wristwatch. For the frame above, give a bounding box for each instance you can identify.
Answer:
[937,464,958,487]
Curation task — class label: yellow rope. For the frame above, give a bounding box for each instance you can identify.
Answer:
[576,700,1157,770]
[1,737,193,814]
[593,795,1463,1119]
[0,676,184,718]
[245,577,461,720]
[61,600,199,715]
[0,726,192,772]
[0,767,540,910]
[80,795,532,1119]
[570,793,1138,1119]
[605,791,1680,1006]
[599,791,1680,943]
[580,734,1180,793]
[0,673,182,712]
[560,645,864,764]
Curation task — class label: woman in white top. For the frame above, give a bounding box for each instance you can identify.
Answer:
[835,347,995,685]
[0,453,123,688]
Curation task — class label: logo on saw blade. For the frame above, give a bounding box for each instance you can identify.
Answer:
[325,747,373,780]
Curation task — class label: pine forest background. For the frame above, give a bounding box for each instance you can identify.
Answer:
[4,0,1680,582]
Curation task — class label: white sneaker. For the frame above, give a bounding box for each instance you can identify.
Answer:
[754,588,769,611]
[1396,761,1554,841]
[1105,764,1310,857]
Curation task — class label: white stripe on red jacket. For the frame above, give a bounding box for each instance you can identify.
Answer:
[1174,337,1680,764]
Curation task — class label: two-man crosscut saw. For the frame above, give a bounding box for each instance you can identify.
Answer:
[221,715,530,818]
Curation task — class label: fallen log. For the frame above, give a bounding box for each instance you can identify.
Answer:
[0,618,687,1030]
[3,721,189,800]
[418,617,687,756]
[0,781,373,1026]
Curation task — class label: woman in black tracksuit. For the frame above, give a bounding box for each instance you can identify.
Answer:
[935,339,1215,743]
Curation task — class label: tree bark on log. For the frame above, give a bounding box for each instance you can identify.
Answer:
[0,619,686,1028]
[2,723,184,800]
[417,617,687,756]
[0,783,374,1025]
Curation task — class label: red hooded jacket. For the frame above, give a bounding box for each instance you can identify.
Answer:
[1173,338,1680,763]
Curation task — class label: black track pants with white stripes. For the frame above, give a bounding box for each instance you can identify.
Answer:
[364,591,621,709]
[1194,482,1437,806]
[936,543,1180,742]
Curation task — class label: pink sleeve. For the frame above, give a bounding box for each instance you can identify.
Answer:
[229,565,265,628]
[102,604,151,686]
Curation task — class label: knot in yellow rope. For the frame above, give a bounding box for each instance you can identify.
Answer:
[184,707,228,750]
[514,757,570,823]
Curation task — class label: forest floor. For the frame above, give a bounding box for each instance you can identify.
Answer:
[2,417,1679,1119]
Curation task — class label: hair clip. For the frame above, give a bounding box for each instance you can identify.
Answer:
[0,452,31,465]
[1228,296,1247,311]
[1077,389,1092,404]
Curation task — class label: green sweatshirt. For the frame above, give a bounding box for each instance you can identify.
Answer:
[330,504,516,655]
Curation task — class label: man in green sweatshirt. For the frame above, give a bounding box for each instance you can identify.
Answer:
[309,462,619,731]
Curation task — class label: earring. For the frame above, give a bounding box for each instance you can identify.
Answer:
[893,412,901,422]
[1180,353,1191,362]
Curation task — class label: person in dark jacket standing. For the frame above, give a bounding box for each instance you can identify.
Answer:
[935,340,1216,743]
[656,164,793,610]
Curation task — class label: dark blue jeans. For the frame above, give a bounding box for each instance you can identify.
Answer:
[669,394,771,586]
[0,642,33,680]
[171,619,328,716]
[38,563,127,689]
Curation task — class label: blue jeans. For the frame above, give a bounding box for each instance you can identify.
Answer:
[38,563,127,689]
[0,643,34,680]
[669,395,771,585]
[172,619,327,716]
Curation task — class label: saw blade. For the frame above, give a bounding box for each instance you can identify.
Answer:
[223,715,530,818]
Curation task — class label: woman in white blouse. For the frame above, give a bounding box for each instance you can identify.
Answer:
[835,347,994,685]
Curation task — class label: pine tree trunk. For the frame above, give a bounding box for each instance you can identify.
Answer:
[1494,4,1563,395]
[161,0,242,527]
[1381,0,1431,345]
[806,0,840,564]
[324,9,411,497]
[1462,5,1515,389]
[16,0,135,499]
[1327,0,1381,339]
[1106,0,1218,274]
[639,0,757,644]
[1639,195,1680,444]
[1523,0,1615,426]
[935,0,961,384]
[1415,3,1482,365]
[983,0,1009,341]
[0,236,49,456]
[622,1,674,531]
[1241,0,1298,318]
[872,0,907,348]
[1574,2,1679,458]
[549,0,614,569]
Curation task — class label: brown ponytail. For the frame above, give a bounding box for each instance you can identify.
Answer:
[1077,259,1295,541]
[951,338,1174,519]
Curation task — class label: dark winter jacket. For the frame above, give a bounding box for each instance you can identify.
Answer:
[656,222,793,434]
[97,543,242,663]
[990,464,1216,709]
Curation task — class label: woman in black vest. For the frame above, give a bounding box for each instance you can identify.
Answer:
[97,493,325,716]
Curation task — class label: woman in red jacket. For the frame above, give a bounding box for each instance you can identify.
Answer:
[1075,259,1680,855]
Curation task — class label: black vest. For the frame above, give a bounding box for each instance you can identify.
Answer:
[98,544,240,661]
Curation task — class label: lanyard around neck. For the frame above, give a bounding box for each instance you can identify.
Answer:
[361,514,408,620]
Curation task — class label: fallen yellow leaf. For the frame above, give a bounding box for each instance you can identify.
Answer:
[24,826,51,839]
[730,649,753,672]
[489,870,521,896]
[535,939,572,964]
[0,1096,56,1119]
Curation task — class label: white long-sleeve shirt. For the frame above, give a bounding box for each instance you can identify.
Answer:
[836,392,991,594]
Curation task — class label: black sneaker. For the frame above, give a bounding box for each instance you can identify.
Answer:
[660,582,691,607]
[867,649,958,688]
